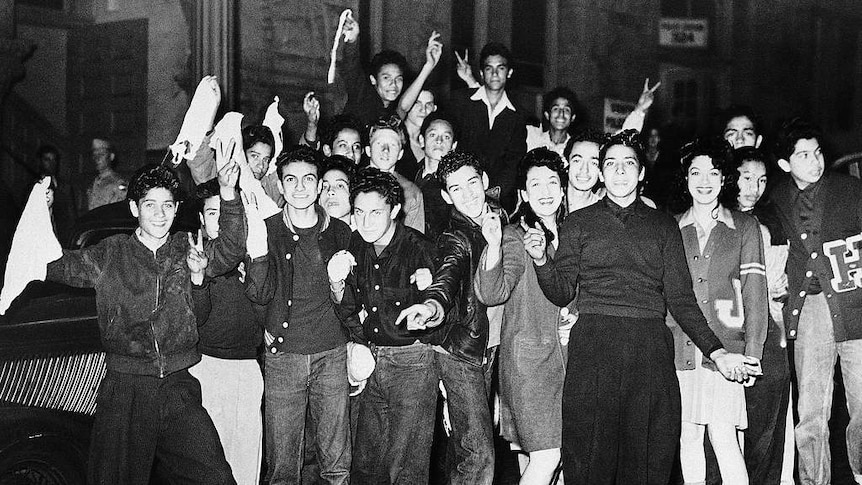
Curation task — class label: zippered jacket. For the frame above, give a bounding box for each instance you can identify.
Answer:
[46,197,246,377]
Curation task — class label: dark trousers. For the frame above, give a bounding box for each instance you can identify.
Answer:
[562,314,680,485]
[352,343,438,484]
[264,345,351,485]
[87,369,235,485]
[436,350,496,485]
[705,317,792,484]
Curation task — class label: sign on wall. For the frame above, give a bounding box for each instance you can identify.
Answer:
[659,18,708,48]
[604,98,636,134]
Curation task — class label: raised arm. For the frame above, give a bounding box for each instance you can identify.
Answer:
[620,78,661,134]
[396,31,442,119]
[205,158,247,277]
[475,224,526,306]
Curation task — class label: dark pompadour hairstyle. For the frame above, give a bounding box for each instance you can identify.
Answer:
[563,129,608,159]
[322,114,364,149]
[598,129,645,168]
[276,145,323,180]
[349,167,404,208]
[479,42,512,66]
[774,117,823,161]
[127,164,182,202]
[436,150,484,186]
[419,111,459,142]
[242,125,275,152]
[370,50,408,78]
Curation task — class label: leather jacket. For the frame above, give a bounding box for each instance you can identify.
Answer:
[422,204,504,367]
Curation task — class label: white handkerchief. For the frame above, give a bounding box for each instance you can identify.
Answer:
[327,9,352,84]
[169,76,221,166]
[263,96,284,175]
[0,178,63,314]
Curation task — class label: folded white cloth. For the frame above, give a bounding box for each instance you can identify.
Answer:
[346,341,375,385]
[0,178,63,314]
[209,112,281,218]
[263,97,284,175]
[169,76,221,166]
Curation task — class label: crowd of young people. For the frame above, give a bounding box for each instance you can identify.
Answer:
[7,10,862,485]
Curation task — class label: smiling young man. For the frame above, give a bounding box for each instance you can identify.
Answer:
[46,163,245,484]
[721,105,763,150]
[335,14,442,128]
[326,168,438,483]
[450,42,526,213]
[244,146,353,484]
[396,150,505,485]
[527,130,759,484]
[769,118,862,485]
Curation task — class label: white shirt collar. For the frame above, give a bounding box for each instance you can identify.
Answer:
[470,86,516,129]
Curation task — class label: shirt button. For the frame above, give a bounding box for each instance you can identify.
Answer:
[833,314,839,318]
[270,347,277,353]
[686,360,693,366]
[827,293,833,299]
[705,254,710,259]
[799,291,806,297]
[811,252,818,259]
[790,329,797,337]
[373,328,379,333]
[697,278,704,283]
[792,309,799,316]
[374,264,380,270]
[293,235,300,241]
[806,270,813,277]
[395,301,401,306]
[285,253,291,260]
[693,256,699,261]
[283,321,289,328]
[374,285,380,290]
[288,300,292,306]
[277,336,284,343]
[801,233,808,240]
[372,306,378,312]
[702,299,708,304]
[685,340,692,346]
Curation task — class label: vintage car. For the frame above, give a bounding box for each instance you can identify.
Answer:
[0,201,198,485]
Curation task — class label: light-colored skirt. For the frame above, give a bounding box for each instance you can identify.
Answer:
[677,347,748,429]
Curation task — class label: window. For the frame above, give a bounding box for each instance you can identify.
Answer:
[510,0,545,87]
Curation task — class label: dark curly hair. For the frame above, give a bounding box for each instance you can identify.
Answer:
[437,150,484,186]
[370,50,408,78]
[512,147,567,243]
[190,178,221,215]
[350,167,404,209]
[128,164,182,203]
[479,42,512,67]
[718,105,761,137]
[668,137,736,214]
[276,145,323,180]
